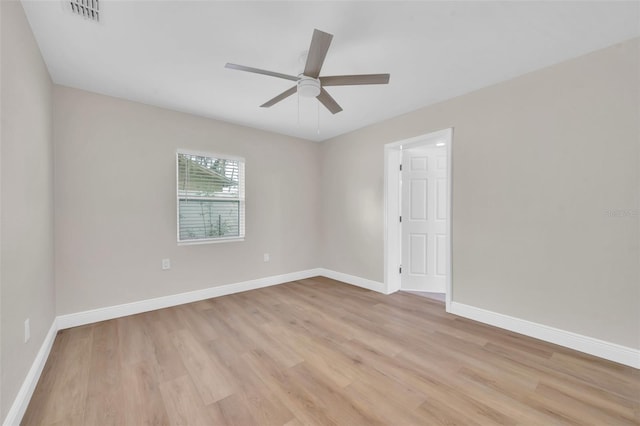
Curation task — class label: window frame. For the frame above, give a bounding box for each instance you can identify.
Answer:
[176,149,245,245]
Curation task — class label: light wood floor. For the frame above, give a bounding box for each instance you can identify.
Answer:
[23,277,639,425]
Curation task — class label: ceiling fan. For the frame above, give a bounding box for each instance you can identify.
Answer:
[225,29,390,114]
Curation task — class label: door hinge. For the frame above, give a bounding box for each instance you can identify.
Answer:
[399,266,402,274]
[399,164,402,171]
[399,216,402,223]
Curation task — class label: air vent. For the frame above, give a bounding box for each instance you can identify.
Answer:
[69,0,99,22]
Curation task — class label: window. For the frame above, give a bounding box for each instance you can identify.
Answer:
[177,150,245,243]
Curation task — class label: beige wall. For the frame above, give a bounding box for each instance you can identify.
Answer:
[0,0,55,419]
[54,86,320,315]
[320,38,640,349]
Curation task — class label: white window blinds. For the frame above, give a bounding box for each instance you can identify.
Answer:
[177,151,245,243]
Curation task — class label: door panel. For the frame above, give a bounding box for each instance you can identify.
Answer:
[410,156,428,171]
[436,178,447,220]
[409,233,427,275]
[436,233,447,276]
[410,179,428,220]
[401,144,447,293]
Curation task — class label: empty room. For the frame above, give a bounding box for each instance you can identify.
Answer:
[1,0,639,425]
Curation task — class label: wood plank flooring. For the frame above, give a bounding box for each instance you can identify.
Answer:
[22,277,640,425]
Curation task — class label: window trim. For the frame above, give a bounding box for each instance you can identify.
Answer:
[176,149,245,245]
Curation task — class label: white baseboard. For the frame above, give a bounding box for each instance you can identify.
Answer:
[448,301,640,369]
[3,320,58,426]
[318,268,386,293]
[57,268,322,330]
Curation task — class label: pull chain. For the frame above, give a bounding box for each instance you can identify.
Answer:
[317,99,320,135]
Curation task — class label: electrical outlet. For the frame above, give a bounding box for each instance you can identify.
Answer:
[263,253,270,262]
[24,318,30,343]
[162,258,171,270]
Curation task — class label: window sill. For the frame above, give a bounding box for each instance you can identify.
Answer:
[178,237,244,246]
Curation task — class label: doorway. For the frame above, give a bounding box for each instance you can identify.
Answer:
[383,128,453,310]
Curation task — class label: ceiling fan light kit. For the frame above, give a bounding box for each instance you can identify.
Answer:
[297,77,321,98]
[225,29,390,114]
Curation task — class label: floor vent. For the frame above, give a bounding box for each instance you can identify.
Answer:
[69,0,99,22]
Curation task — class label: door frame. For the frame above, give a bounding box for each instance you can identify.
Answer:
[383,128,453,310]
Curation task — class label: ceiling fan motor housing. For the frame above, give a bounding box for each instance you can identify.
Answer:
[297,76,321,98]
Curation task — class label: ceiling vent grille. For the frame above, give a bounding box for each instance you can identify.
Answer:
[69,0,99,22]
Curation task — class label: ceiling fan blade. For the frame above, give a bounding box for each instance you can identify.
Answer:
[320,74,390,86]
[225,63,298,82]
[317,88,343,114]
[303,29,333,78]
[260,86,297,108]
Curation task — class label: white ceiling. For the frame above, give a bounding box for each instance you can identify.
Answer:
[22,1,640,142]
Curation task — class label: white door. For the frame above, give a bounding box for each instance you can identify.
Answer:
[401,144,448,292]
